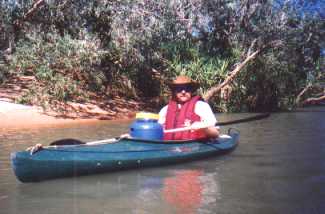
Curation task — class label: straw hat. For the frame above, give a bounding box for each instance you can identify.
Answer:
[168,75,199,90]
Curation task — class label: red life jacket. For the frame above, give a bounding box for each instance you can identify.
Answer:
[164,96,208,140]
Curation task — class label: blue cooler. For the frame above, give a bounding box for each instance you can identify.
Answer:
[129,112,163,140]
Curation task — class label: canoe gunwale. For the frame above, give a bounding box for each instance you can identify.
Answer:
[117,127,240,145]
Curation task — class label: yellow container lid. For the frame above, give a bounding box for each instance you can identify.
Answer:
[136,112,159,120]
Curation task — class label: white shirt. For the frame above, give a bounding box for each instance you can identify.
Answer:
[158,101,217,127]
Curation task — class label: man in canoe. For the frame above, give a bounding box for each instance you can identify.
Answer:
[27,75,219,153]
[159,75,219,140]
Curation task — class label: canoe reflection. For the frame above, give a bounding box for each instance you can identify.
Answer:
[14,166,220,214]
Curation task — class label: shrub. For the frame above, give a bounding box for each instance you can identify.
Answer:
[9,33,105,106]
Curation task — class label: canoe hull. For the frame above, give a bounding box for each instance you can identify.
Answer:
[11,131,239,182]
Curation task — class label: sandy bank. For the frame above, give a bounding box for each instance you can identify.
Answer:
[0,101,111,130]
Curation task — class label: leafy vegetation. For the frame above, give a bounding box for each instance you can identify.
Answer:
[0,0,324,113]
[9,34,98,106]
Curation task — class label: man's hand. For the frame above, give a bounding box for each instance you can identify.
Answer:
[120,133,131,138]
[190,121,212,130]
[26,143,43,155]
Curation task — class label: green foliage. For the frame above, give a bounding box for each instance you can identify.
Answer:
[164,45,230,89]
[161,40,237,110]
[1,0,324,112]
[10,33,104,105]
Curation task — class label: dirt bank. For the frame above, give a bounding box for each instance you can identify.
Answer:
[0,101,104,130]
[0,100,145,132]
[0,75,156,130]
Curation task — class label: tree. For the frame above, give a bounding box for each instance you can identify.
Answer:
[1,0,324,112]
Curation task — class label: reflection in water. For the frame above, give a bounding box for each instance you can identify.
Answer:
[133,169,220,214]
[163,170,203,213]
[5,168,220,214]
[1,109,325,214]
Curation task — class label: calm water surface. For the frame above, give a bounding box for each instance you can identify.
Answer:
[0,108,325,214]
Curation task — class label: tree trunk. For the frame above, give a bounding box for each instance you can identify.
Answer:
[203,49,261,101]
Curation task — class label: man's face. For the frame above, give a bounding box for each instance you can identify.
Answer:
[173,85,193,104]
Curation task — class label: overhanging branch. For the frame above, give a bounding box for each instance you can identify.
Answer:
[203,49,261,101]
[202,40,282,101]
[14,0,45,27]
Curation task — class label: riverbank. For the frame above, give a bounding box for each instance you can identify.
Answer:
[0,101,100,129]
[0,99,143,130]
[0,75,159,130]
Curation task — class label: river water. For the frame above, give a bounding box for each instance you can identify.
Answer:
[0,108,324,214]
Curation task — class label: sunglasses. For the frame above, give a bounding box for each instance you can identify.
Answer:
[172,85,193,93]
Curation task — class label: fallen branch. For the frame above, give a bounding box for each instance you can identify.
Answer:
[302,95,325,105]
[202,40,282,101]
[23,0,45,20]
[295,84,312,105]
[203,49,261,101]
[14,0,45,27]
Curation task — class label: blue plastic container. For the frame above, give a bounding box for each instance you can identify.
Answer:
[129,112,163,140]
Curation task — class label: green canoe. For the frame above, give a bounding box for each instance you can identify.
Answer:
[11,129,239,182]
